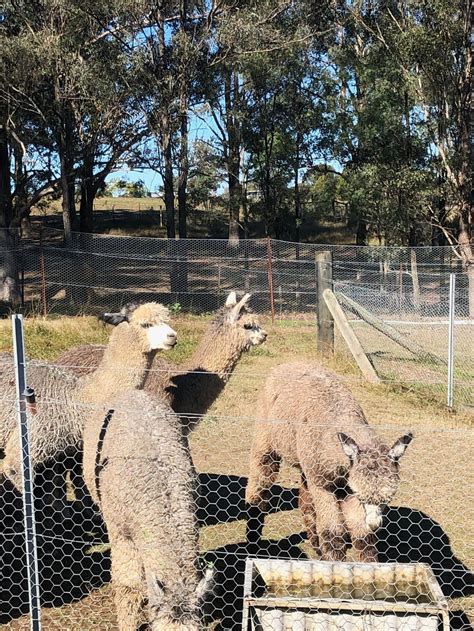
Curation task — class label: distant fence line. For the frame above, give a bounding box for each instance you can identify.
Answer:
[0,228,470,317]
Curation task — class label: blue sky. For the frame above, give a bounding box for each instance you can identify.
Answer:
[105,112,218,194]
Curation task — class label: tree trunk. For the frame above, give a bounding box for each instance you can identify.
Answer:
[225,70,241,243]
[79,152,96,233]
[0,108,20,305]
[294,134,302,244]
[162,126,175,239]
[177,116,188,239]
[0,229,21,305]
[0,107,12,228]
[176,0,189,296]
[57,100,77,243]
[178,0,188,240]
[356,219,368,245]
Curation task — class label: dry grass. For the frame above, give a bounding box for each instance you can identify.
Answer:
[1,315,472,629]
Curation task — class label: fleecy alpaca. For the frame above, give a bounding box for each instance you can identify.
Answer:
[55,291,267,433]
[2,302,177,487]
[78,305,212,629]
[246,361,413,562]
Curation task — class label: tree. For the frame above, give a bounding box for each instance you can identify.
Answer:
[351,0,473,309]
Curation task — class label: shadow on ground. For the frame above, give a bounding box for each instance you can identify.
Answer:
[0,475,110,625]
[1,472,472,629]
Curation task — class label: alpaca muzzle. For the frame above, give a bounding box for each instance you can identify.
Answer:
[364,504,383,530]
[147,324,178,350]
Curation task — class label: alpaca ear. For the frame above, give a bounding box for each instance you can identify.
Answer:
[98,312,127,326]
[225,291,237,307]
[230,293,251,319]
[337,432,360,461]
[388,432,413,461]
[147,574,166,607]
[195,567,215,601]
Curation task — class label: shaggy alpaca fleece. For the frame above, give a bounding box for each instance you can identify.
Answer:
[83,390,208,631]
[246,361,412,562]
[0,353,80,456]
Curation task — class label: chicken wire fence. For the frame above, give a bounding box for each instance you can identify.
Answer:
[0,305,473,631]
[1,227,473,409]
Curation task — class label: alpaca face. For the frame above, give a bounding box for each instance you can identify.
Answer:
[145,322,178,351]
[126,302,178,351]
[224,291,267,349]
[149,568,213,631]
[338,432,413,531]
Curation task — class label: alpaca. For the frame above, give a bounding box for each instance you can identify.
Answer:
[0,356,85,524]
[55,291,267,434]
[0,344,111,454]
[2,302,177,488]
[0,353,79,453]
[245,361,413,562]
[4,303,210,629]
[82,390,212,631]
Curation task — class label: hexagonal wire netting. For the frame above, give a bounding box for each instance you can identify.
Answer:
[0,229,473,630]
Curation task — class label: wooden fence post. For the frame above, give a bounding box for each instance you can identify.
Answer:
[410,250,420,312]
[323,289,380,384]
[266,237,276,323]
[316,250,334,355]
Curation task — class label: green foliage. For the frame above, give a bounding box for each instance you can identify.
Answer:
[0,0,470,249]
[106,179,148,198]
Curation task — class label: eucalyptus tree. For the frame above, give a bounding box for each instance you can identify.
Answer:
[350,0,473,309]
[323,0,435,245]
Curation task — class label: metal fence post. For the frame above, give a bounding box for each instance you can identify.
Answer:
[447,273,456,408]
[12,314,42,631]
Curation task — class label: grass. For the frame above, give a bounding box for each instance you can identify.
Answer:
[0,314,473,629]
[30,196,361,241]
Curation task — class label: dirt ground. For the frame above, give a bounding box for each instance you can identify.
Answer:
[0,317,472,630]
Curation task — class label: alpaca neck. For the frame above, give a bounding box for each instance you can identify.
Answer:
[185,325,244,382]
[79,325,154,404]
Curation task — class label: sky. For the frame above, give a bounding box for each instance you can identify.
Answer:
[105,112,218,195]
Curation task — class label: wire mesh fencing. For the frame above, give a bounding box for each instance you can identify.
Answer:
[1,228,472,409]
[0,300,473,630]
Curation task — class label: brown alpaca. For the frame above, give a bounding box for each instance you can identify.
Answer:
[246,362,413,562]
[55,291,267,434]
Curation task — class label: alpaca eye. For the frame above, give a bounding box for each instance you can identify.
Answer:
[141,323,153,329]
[244,324,254,330]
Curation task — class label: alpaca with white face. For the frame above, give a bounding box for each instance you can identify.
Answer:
[246,361,413,562]
[56,291,268,434]
[2,302,177,488]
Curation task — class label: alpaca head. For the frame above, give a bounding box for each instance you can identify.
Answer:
[106,301,178,352]
[148,568,214,631]
[337,431,413,531]
[219,291,267,349]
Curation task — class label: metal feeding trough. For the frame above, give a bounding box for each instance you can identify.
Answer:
[242,558,449,630]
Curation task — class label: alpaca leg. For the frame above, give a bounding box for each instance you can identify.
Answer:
[298,478,320,553]
[246,445,281,511]
[306,481,348,561]
[68,454,99,523]
[340,495,378,562]
[36,464,71,532]
[110,535,145,631]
